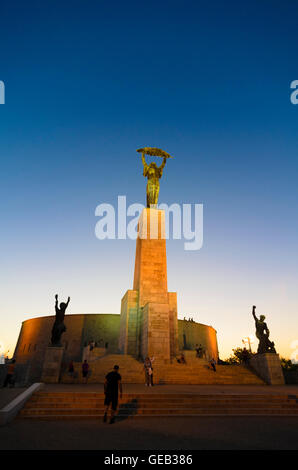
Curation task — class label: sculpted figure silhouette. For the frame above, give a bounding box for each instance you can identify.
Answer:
[51,294,70,346]
[252,305,276,354]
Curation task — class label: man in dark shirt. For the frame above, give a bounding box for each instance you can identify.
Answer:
[103,365,122,424]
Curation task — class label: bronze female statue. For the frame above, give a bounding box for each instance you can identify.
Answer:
[137,147,173,208]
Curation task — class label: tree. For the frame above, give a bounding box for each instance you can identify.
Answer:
[225,347,252,365]
[280,358,298,372]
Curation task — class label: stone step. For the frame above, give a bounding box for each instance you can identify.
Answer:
[28,394,294,402]
[23,403,298,411]
[28,400,294,407]
[25,396,298,404]
[61,355,264,385]
[61,380,264,385]
[20,391,298,418]
[32,392,294,399]
[20,399,298,406]
[62,372,263,379]
[20,412,298,419]
[20,408,298,417]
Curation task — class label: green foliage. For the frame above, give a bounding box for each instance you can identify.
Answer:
[280,357,298,371]
[225,347,252,365]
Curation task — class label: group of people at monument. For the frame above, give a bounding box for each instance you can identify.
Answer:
[67,359,90,383]
[48,289,280,423]
[195,344,206,359]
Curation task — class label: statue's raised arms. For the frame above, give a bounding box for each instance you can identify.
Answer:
[137,147,173,208]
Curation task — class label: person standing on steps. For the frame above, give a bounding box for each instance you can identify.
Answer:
[196,344,203,358]
[82,359,89,383]
[144,356,154,386]
[2,359,16,387]
[210,357,217,372]
[68,360,75,382]
[180,353,186,364]
[103,365,122,424]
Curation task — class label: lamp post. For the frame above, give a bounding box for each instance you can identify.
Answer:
[242,336,254,352]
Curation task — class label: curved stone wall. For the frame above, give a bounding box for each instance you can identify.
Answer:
[178,319,218,361]
[13,313,218,382]
[13,314,120,382]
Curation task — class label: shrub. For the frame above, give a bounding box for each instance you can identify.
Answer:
[225,347,252,365]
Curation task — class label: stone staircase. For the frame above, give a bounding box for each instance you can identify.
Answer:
[63,354,144,384]
[82,346,106,362]
[61,350,265,385]
[19,391,298,419]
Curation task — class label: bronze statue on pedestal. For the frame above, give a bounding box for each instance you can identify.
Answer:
[51,294,70,346]
[137,147,173,208]
[252,305,276,354]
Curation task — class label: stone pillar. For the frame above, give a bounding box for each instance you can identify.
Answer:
[168,292,179,358]
[141,302,171,360]
[41,346,64,383]
[119,290,139,355]
[119,208,178,360]
[249,353,285,385]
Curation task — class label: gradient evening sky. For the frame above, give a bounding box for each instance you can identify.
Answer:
[0,0,297,360]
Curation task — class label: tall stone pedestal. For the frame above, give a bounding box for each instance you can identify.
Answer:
[119,208,178,361]
[249,353,285,385]
[41,346,64,383]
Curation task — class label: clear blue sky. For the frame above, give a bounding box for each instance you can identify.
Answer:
[0,0,298,359]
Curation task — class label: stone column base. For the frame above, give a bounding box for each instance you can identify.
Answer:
[41,346,64,383]
[141,302,171,361]
[249,353,285,385]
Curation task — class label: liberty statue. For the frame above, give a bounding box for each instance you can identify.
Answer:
[137,147,173,208]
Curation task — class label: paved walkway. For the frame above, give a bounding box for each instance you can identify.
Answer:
[2,415,298,450]
[42,383,298,395]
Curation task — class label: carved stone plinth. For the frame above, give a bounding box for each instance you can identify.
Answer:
[249,353,285,385]
[41,346,64,383]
